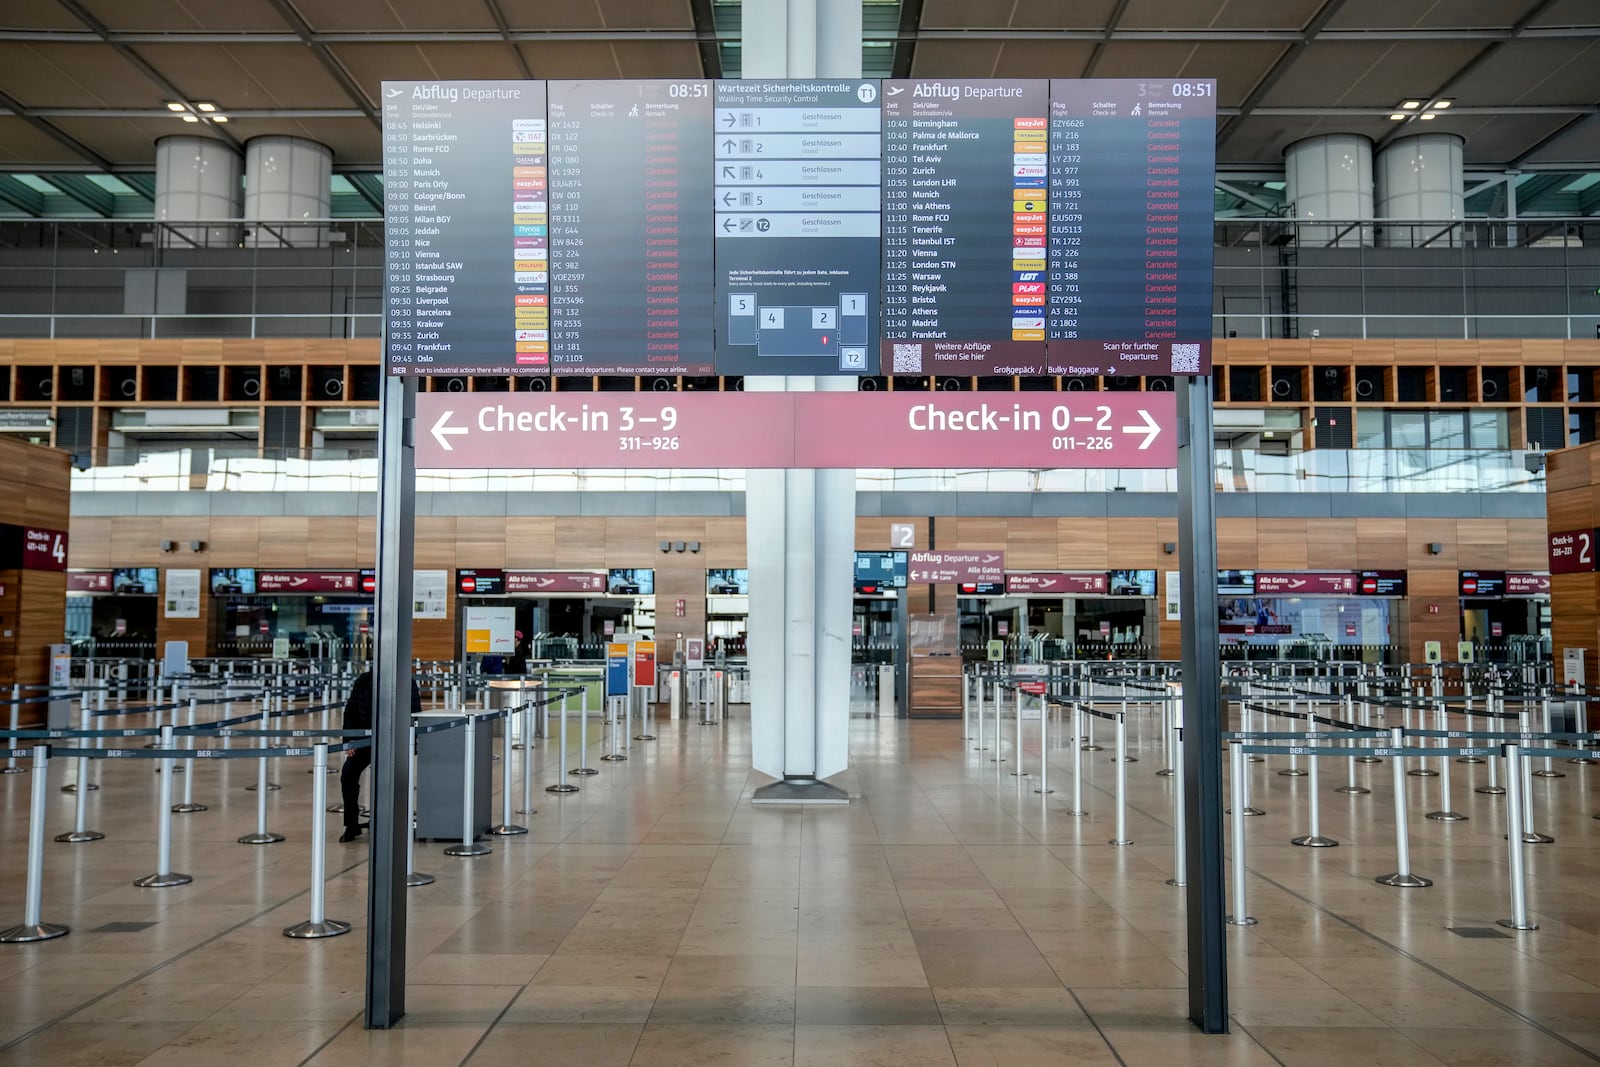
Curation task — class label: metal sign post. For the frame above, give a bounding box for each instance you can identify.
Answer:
[1177,375,1227,1033]
[366,373,416,1029]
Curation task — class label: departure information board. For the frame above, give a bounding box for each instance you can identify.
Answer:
[382,79,1215,380]
[881,79,1049,376]
[547,81,716,376]
[1048,79,1215,376]
[712,80,882,376]
[383,81,548,376]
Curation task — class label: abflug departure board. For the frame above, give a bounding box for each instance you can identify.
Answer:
[382,79,1215,379]
[1048,79,1215,377]
[383,81,549,376]
[547,81,716,376]
[881,79,1049,376]
[711,80,882,376]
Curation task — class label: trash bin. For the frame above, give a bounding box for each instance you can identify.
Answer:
[877,665,895,718]
[415,711,494,841]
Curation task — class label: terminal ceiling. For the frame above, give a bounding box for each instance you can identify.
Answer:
[0,0,1597,217]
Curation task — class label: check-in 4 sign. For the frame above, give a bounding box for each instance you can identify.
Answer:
[416,392,1176,470]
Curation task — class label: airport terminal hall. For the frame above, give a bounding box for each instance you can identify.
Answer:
[7,0,1600,1064]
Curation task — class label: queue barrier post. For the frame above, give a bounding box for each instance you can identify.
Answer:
[1375,728,1432,888]
[1519,743,1555,845]
[57,699,105,843]
[243,698,280,792]
[974,675,987,753]
[635,682,656,742]
[547,691,577,794]
[2,690,23,774]
[1226,742,1256,925]
[990,683,1006,764]
[173,697,207,814]
[444,715,492,857]
[0,746,69,942]
[572,686,598,776]
[238,718,286,845]
[1459,687,1486,765]
[1532,695,1564,779]
[602,695,627,762]
[490,708,529,836]
[1033,697,1053,796]
[1425,701,1467,822]
[1109,713,1132,845]
[1166,725,1186,888]
[1156,697,1175,777]
[1064,703,1087,816]
[284,743,352,939]
[1289,729,1337,848]
[1010,686,1026,777]
[1278,696,1306,777]
[135,726,194,887]
[961,670,972,741]
[407,721,435,887]
[1477,694,1507,796]
[1497,744,1539,932]
[516,703,537,816]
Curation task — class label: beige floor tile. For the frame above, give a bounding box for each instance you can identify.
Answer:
[500,984,659,1024]
[794,985,942,1025]
[132,1019,352,1067]
[661,953,796,988]
[946,1024,1121,1066]
[1047,952,1188,988]
[407,952,548,986]
[933,986,1089,1027]
[303,1021,489,1066]
[628,1022,794,1067]
[0,1021,193,1067]
[911,929,1062,988]
[463,1022,643,1067]
[647,984,794,1024]
[794,1024,956,1067]
[1398,1026,1600,1067]
[74,980,254,1023]
[1241,1025,1448,1067]
[796,948,929,987]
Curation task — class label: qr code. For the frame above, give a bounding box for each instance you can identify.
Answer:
[1171,343,1201,373]
[892,343,924,373]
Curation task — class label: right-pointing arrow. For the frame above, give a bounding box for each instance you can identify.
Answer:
[1121,409,1161,450]
[430,409,467,452]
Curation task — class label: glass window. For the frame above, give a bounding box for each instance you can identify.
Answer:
[1428,411,1465,450]
[1388,412,1426,450]
[1469,410,1508,449]
[1355,409,1387,448]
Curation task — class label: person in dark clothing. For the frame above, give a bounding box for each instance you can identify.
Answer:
[340,668,422,843]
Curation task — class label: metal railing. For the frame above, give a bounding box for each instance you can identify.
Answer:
[0,217,1594,342]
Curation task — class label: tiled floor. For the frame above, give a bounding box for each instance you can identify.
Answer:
[2,693,1600,1066]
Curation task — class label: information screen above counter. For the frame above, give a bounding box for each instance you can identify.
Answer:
[383,78,1214,379]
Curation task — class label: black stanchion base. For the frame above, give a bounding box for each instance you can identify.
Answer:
[1226,915,1259,925]
[1081,744,1103,752]
[1009,770,1028,777]
[1033,788,1055,795]
[1355,756,1384,764]
[1496,917,1539,931]
[1334,785,1371,795]
[0,767,27,775]
[1567,756,1599,765]
[570,767,598,776]
[1425,810,1467,821]
[515,806,538,816]
[634,734,656,741]
[546,783,578,794]
[1155,768,1175,777]
[698,719,717,726]
[1531,769,1566,779]
[134,871,193,888]
[600,754,627,762]
[1375,872,1433,887]
[59,783,98,792]
[1291,834,1339,847]
[244,783,281,792]
[1247,756,1265,763]
[0,922,68,942]
[1117,756,1139,763]
[1109,838,1133,846]
[487,823,528,836]
[172,803,208,814]
[1520,832,1555,844]
[1277,768,1307,777]
[406,871,436,887]
[443,842,492,857]
[1062,809,1088,816]
[1457,756,1486,765]
[284,918,351,939]
[238,832,286,845]
[1165,878,1186,888]
[55,830,104,843]
[1225,806,1266,817]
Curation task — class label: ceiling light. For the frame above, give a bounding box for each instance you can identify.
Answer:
[196,102,217,112]
[211,115,229,123]
[1419,112,1436,120]
[1400,100,1422,110]
[1431,99,1453,110]
[165,101,187,112]
[1389,113,1406,121]
[181,114,200,123]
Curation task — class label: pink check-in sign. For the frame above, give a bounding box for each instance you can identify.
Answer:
[414,392,1176,470]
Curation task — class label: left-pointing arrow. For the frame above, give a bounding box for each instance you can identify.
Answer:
[431,410,467,452]
[1120,409,1161,450]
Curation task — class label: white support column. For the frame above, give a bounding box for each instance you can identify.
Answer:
[746,0,861,805]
